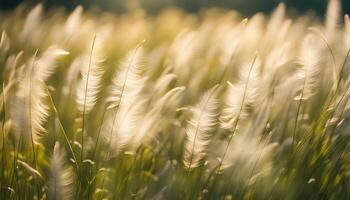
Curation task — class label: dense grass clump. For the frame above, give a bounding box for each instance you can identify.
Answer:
[1,0,350,199]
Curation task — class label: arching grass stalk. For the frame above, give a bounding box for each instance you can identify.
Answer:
[187,85,219,170]
[92,109,107,162]
[27,48,41,200]
[205,53,258,198]
[295,47,350,151]
[81,35,97,164]
[246,130,273,194]
[87,109,107,200]
[294,48,350,158]
[1,83,6,198]
[291,29,342,147]
[242,85,276,194]
[44,83,79,172]
[292,80,305,146]
[105,40,145,162]
[290,84,350,196]
[309,28,338,87]
[97,40,145,200]
[217,53,258,172]
[308,29,350,114]
[28,49,39,167]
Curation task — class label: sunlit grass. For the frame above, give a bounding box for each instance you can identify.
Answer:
[1,0,350,199]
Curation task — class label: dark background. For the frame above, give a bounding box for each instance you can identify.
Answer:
[1,0,350,16]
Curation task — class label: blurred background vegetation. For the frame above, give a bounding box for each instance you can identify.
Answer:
[1,0,350,16]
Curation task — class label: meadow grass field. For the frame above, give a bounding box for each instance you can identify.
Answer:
[1,0,350,199]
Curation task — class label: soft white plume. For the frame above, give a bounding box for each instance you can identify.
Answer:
[20,4,43,44]
[13,47,68,144]
[27,79,48,143]
[17,160,43,180]
[325,0,341,37]
[184,85,220,170]
[0,31,10,54]
[218,134,277,172]
[36,46,69,81]
[344,15,350,47]
[49,142,75,200]
[221,58,260,130]
[266,3,286,37]
[103,44,147,153]
[62,58,81,96]
[107,45,146,109]
[64,6,83,38]
[295,34,321,100]
[133,86,186,148]
[76,37,105,113]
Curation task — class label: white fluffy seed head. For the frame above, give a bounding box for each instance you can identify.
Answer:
[76,36,105,113]
[49,142,75,200]
[184,85,220,170]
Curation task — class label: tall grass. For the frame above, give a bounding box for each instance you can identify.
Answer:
[1,1,350,199]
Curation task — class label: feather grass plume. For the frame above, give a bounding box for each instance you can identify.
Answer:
[3,3,350,199]
[36,46,69,81]
[325,0,341,38]
[0,31,10,56]
[76,36,105,113]
[221,55,260,130]
[49,142,75,200]
[218,134,277,174]
[64,6,83,38]
[183,85,220,170]
[106,41,146,110]
[30,49,68,143]
[218,55,260,172]
[31,47,68,140]
[75,35,105,162]
[345,15,350,48]
[62,58,81,96]
[103,42,146,154]
[20,4,43,45]
[13,47,68,144]
[17,160,43,180]
[266,3,286,38]
[295,34,321,101]
[26,78,48,144]
[133,86,186,147]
